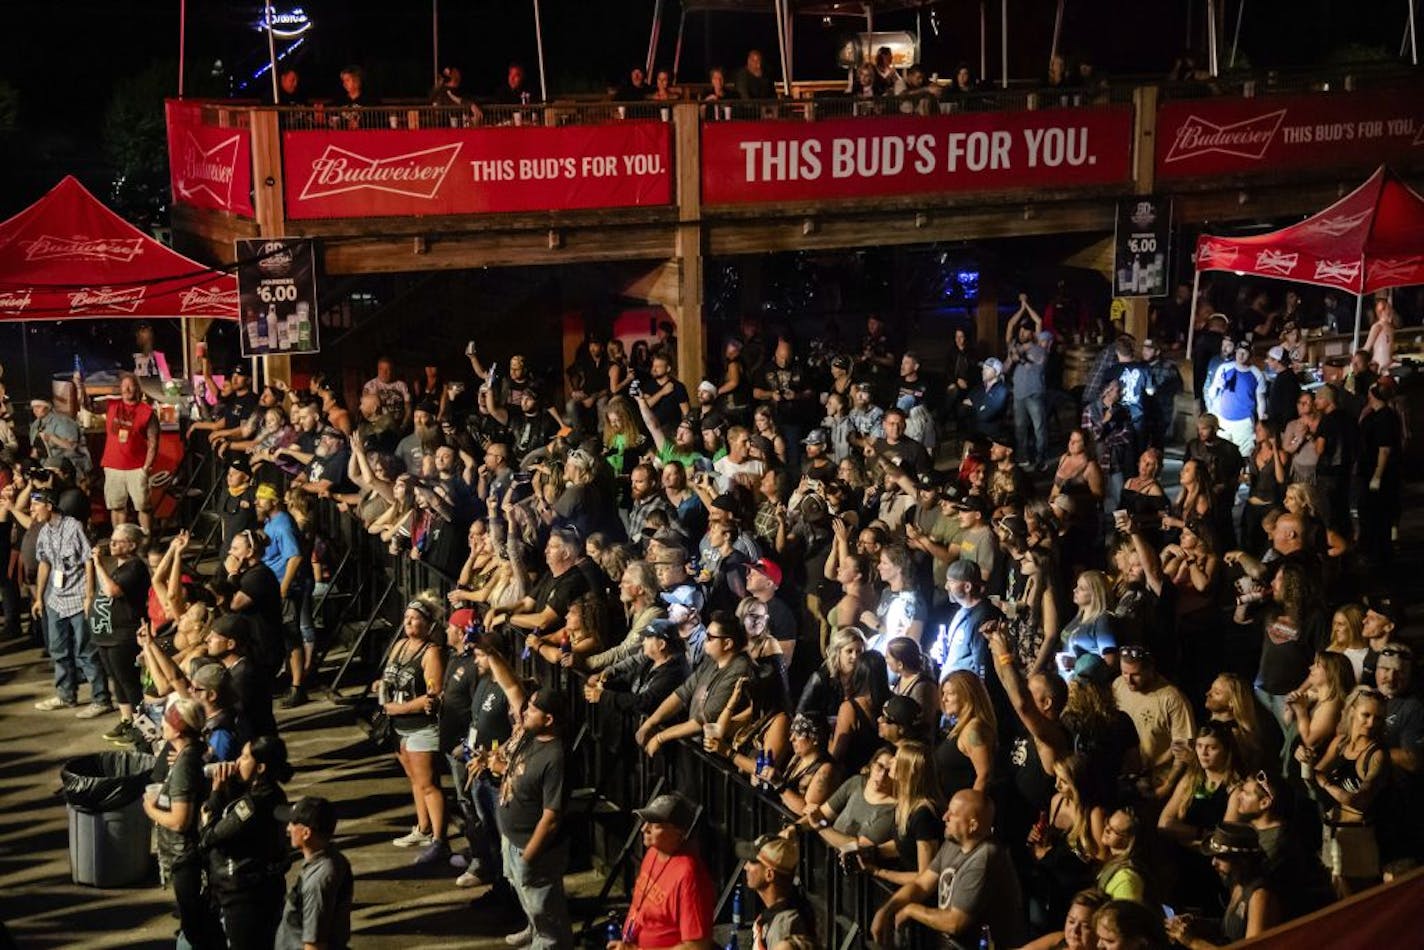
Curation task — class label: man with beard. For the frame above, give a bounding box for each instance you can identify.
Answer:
[190,364,259,449]
[927,556,1003,678]
[798,428,836,482]
[637,387,706,470]
[255,484,312,708]
[397,400,443,477]
[83,372,159,534]
[986,434,1030,503]
[1004,297,1048,471]
[430,444,482,526]
[641,352,691,434]
[487,528,589,642]
[1141,338,1183,448]
[475,442,514,510]
[1375,646,1423,862]
[753,338,815,462]
[625,463,674,543]
[564,336,608,436]
[298,428,355,498]
[869,407,929,477]
[268,401,322,476]
[846,382,885,454]
[871,790,1024,948]
[355,391,400,456]
[488,388,559,463]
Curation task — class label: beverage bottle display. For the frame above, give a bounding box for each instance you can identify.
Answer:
[296,303,313,350]
[257,306,271,349]
[246,310,263,351]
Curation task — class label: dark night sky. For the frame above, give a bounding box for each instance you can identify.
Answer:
[0,0,1404,212]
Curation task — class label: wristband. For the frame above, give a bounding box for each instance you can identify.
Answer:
[995,653,1014,666]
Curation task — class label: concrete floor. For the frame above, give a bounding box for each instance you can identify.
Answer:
[0,646,604,949]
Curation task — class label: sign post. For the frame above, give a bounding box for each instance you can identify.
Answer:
[235,238,321,357]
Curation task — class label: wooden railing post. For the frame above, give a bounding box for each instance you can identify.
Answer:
[248,107,291,387]
[672,101,705,383]
[1123,84,1159,345]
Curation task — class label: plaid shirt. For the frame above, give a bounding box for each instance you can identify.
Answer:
[35,514,91,617]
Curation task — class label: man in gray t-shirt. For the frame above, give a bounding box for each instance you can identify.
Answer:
[275,797,353,950]
[1005,295,1048,468]
[870,790,1024,950]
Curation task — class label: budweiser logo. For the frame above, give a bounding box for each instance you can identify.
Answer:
[1164,109,1286,164]
[1414,120,1424,147]
[1254,249,1298,276]
[1300,208,1371,238]
[1313,260,1361,285]
[68,285,146,313]
[1196,241,1239,268]
[23,235,145,262]
[299,143,461,201]
[0,288,33,313]
[176,131,241,206]
[1369,257,1423,283]
[179,285,239,314]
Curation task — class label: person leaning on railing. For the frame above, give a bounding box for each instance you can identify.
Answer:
[704,666,790,784]
[635,610,753,756]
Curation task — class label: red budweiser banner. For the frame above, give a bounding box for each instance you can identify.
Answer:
[282,122,672,218]
[701,106,1133,205]
[165,101,255,216]
[1156,87,1424,180]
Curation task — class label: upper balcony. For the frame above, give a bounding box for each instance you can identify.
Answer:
[166,66,1424,272]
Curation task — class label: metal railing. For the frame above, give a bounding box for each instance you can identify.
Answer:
[179,454,929,948]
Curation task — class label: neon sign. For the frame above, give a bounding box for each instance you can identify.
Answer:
[253,6,313,39]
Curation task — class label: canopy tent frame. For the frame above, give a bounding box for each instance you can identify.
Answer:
[1185,166,1424,356]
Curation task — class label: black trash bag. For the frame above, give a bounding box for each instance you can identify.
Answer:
[60,752,159,813]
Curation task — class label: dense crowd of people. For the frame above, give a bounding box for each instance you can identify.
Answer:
[3,279,1418,949]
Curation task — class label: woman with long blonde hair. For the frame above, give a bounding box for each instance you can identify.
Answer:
[1028,754,1105,928]
[865,740,943,887]
[1204,673,1278,771]
[932,670,997,797]
[1326,604,1369,679]
[1038,569,1117,672]
[1285,651,1354,762]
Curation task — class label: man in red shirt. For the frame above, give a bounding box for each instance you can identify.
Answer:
[95,373,159,533]
[612,792,714,950]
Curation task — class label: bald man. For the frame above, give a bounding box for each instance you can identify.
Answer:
[870,789,1024,948]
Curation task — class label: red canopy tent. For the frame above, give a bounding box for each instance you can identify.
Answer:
[1188,165,1424,352]
[0,175,238,325]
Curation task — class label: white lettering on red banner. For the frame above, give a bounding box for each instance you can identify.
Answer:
[1313,260,1361,285]
[1254,249,1299,276]
[284,124,673,218]
[180,285,240,315]
[1369,257,1423,283]
[176,131,241,206]
[1300,208,1372,238]
[1158,90,1424,179]
[0,289,33,314]
[299,143,462,200]
[165,100,255,216]
[702,107,1132,205]
[1195,240,1240,268]
[1163,109,1286,164]
[24,235,145,263]
[68,286,146,313]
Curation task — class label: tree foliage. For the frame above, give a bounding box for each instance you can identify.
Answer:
[102,60,175,230]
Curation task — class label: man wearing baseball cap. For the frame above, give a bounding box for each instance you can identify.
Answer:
[658,582,707,666]
[745,558,798,663]
[274,797,353,950]
[31,488,110,716]
[738,831,816,949]
[28,396,90,479]
[1263,345,1300,427]
[614,792,713,949]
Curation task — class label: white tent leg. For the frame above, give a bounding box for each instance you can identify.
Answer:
[1229,0,1245,69]
[1351,280,1366,354]
[432,0,439,83]
[179,0,187,97]
[646,0,663,77]
[786,1,794,91]
[1050,0,1065,70]
[533,0,548,101]
[1410,0,1420,65]
[264,1,280,102]
[773,0,790,97]
[672,9,687,83]
[1187,265,1203,354]
[1001,0,1009,88]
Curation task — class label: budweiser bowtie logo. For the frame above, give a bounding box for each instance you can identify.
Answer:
[299,143,462,201]
[1196,241,1239,268]
[180,285,239,314]
[176,132,241,205]
[68,285,146,313]
[1301,208,1371,238]
[1254,249,1298,276]
[1164,108,1287,164]
[1369,257,1423,283]
[1313,260,1361,285]
[24,235,145,262]
[0,288,33,313]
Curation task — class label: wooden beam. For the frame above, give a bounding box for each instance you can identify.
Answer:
[1123,84,1160,343]
[673,101,705,384]
[621,260,682,309]
[250,109,290,388]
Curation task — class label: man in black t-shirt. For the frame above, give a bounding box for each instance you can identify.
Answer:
[491,688,569,948]
[218,459,258,545]
[454,632,524,892]
[487,528,588,641]
[299,428,354,498]
[643,353,692,434]
[206,613,277,737]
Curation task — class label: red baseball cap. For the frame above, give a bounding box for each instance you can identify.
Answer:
[749,558,782,588]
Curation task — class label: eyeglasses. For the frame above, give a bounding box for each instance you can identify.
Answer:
[705,633,733,642]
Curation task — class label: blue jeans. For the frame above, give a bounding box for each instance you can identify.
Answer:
[46,609,108,705]
[501,836,570,949]
[1013,392,1047,466]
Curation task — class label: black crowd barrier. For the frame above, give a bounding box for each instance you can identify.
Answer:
[182,450,928,949]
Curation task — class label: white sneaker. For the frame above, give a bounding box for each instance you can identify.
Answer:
[504,925,533,947]
[76,702,116,720]
[392,826,436,848]
[455,869,481,887]
[34,696,77,711]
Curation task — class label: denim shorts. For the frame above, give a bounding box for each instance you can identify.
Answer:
[397,723,441,753]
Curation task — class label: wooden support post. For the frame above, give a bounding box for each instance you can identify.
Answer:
[1123,85,1159,345]
[976,275,1000,358]
[249,107,292,388]
[672,102,705,384]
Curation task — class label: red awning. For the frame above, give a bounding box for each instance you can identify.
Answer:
[1193,166,1424,296]
[0,175,238,322]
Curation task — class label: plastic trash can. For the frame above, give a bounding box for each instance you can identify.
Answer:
[60,751,158,887]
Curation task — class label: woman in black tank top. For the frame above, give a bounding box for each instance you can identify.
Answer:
[380,595,448,860]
